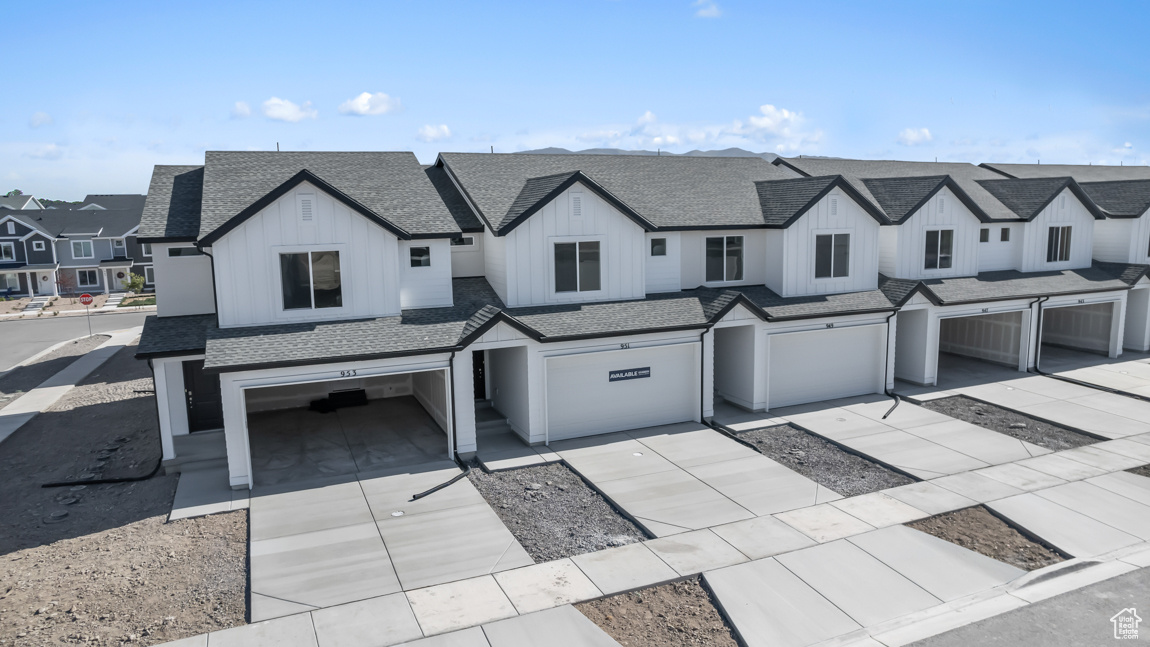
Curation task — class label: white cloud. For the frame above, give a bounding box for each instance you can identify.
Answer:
[417,124,452,142]
[693,0,721,17]
[898,127,933,146]
[1113,141,1135,154]
[29,112,53,128]
[25,144,64,160]
[231,101,251,119]
[262,97,318,123]
[339,92,402,116]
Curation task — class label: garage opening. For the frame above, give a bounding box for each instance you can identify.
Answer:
[714,325,757,411]
[1038,302,1117,370]
[245,370,451,486]
[936,311,1025,380]
[767,325,885,410]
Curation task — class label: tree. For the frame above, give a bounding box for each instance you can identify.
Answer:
[122,273,146,294]
[56,271,77,299]
[5,189,23,197]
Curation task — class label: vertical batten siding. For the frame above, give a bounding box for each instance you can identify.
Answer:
[450,234,485,278]
[1095,212,1150,264]
[212,181,404,327]
[978,223,1022,272]
[780,192,880,296]
[645,232,681,293]
[1019,188,1096,273]
[399,239,454,308]
[763,230,785,295]
[483,229,507,303]
[680,230,768,289]
[892,188,981,280]
[877,227,898,277]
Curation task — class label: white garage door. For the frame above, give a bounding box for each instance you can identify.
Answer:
[546,344,698,442]
[768,325,885,409]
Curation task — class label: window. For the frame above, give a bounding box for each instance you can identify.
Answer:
[451,237,474,247]
[280,251,342,310]
[705,236,744,282]
[77,269,99,288]
[814,233,850,279]
[1046,226,1072,263]
[32,240,45,251]
[924,229,954,270]
[141,243,152,257]
[650,238,667,257]
[144,266,155,285]
[979,228,989,243]
[3,273,18,290]
[1000,228,1011,242]
[0,242,13,261]
[113,239,125,250]
[410,247,431,267]
[71,240,93,259]
[5,222,13,235]
[167,247,202,257]
[554,241,601,292]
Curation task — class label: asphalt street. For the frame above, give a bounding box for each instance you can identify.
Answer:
[0,311,150,371]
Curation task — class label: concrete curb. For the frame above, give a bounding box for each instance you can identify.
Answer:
[0,304,156,321]
[0,333,95,375]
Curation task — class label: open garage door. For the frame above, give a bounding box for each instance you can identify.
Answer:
[938,311,1024,368]
[1042,302,1115,355]
[767,325,885,409]
[546,344,698,442]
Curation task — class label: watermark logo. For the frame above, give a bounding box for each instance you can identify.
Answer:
[1111,608,1141,640]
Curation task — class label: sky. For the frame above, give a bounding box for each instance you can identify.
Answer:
[4,0,1149,200]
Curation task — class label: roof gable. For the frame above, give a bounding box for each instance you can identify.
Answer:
[1079,180,1150,218]
[976,177,1105,220]
[496,171,654,235]
[861,176,990,224]
[754,175,888,227]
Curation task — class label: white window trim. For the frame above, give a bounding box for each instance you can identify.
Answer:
[144,266,155,285]
[650,237,668,257]
[450,236,475,247]
[76,268,99,288]
[3,272,19,290]
[408,246,433,269]
[812,229,852,280]
[141,243,152,257]
[5,222,13,235]
[32,240,45,251]
[703,235,746,284]
[1046,225,1073,264]
[113,238,125,249]
[71,240,94,259]
[922,227,955,272]
[270,244,350,322]
[0,241,14,262]
[547,235,606,299]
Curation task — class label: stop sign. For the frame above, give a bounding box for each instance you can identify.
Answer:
[79,293,94,306]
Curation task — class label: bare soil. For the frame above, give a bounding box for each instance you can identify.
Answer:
[737,424,915,496]
[1128,464,1150,478]
[0,335,109,410]
[919,395,1095,451]
[907,505,1065,571]
[577,577,739,647]
[0,341,248,645]
[46,295,110,312]
[468,462,647,562]
[2,297,31,313]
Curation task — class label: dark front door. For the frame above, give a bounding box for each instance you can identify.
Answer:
[472,350,486,400]
[184,360,224,432]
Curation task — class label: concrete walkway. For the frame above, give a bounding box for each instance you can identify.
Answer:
[0,327,142,445]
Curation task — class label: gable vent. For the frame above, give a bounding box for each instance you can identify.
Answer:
[939,196,945,214]
[830,196,838,216]
[298,194,315,223]
[571,194,583,218]
[1061,195,1066,209]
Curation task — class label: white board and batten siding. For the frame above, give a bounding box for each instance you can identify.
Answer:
[398,239,453,309]
[1019,188,1095,273]
[681,230,767,289]
[1093,211,1150,263]
[977,223,1023,272]
[880,188,982,280]
[645,232,681,293]
[499,183,646,307]
[768,191,880,297]
[450,233,485,278]
[484,229,508,303]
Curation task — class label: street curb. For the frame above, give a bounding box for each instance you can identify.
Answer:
[0,333,104,375]
[0,304,156,322]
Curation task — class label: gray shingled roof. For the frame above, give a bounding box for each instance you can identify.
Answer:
[506,291,714,339]
[199,152,460,240]
[80,194,147,213]
[6,209,140,237]
[975,177,1081,220]
[878,275,924,306]
[779,157,1020,222]
[136,314,217,357]
[754,176,841,226]
[732,285,897,319]
[862,176,949,223]
[921,268,1129,304]
[139,165,203,241]
[1079,180,1150,218]
[439,152,800,231]
[424,165,483,232]
[1093,261,1149,286]
[981,163,1150,182]
[0,194,41,210]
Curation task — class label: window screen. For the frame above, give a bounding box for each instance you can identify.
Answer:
[280,253,312,310]
[1001,228,1011,242]
[579,241,601,291]
[554,243,578,292]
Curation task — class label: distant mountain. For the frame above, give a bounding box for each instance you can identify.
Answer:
[519,146,780,162]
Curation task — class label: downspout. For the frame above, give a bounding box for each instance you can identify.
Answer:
[411,349,472,500]
[196,243,222,320]
[699,326,710,424]
[1026,296,1051,375]
[881,309,901,419]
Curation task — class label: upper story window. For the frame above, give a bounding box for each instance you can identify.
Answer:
[113,238,125,251]
[141,243,152,257]
[1001,228,1011,242]
[144,266,155,285]
[555,241,601,292]
[924,229,953,270]
[1046,226,1072,263]
[650,238,667,257]
[168,247,203,257]
[814,233,850,279]
[71,240,94,259]
[0,242,14,261]
[5,222,13,235]
[32,240,45,252]
[705,236,743,282]
[450,237,474,247]
[979,228,989,243]
[410,247,431,267]
[280,250,342,310]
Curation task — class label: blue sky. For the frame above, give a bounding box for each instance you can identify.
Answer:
[5,0,1149,199]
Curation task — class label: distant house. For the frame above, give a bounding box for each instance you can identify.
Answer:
[0,194,44,211]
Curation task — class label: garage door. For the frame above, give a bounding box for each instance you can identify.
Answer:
[546,344,698,442]
[1043,302,1114,354]
[768,325,885,409]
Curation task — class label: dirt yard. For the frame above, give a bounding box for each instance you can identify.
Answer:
[1,297,31,313]
[737,424,915,496]
[0,335,108,410]
[577,577,739,647]
[469,462,647,562]
[45,294,110,313]
[907,505,1065,571]
[0,341,247,646]
[919,395,1095,451]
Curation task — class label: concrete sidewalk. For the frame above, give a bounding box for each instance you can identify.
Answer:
[0,327,142,445]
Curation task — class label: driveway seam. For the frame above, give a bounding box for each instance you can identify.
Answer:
[355,477,403,591]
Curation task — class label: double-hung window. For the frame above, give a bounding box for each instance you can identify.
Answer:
[0,242,14,261]
[924,229,954,270]
[705,236,743,282]
[144,266,155,285]
[1046,226,1072,263]
[77,269,99,288]
[554,241,601,293]
[280,250,342,310]
[814,233,850,279]
[71,240,93,259]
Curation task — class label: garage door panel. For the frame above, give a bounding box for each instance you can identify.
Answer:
[546,344,698,442]
[768,326,884,409]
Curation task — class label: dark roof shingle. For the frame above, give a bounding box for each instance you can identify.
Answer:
[1079,180,1150,218]
[139,165,204,241]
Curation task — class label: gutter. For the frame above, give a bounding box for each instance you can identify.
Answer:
[195,242,223,324]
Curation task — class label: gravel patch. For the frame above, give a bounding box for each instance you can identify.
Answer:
[736,424,915,497]
[0,340,248,645]
[907,505,1065,571]
[468,462,647,562]
[1128,464,1150,479]
[919,395,1096,451]
[577,577,739,647]
[0,334,108,410]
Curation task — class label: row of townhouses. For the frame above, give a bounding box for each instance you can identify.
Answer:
[0,194,152,296]
[133,152,1150,489]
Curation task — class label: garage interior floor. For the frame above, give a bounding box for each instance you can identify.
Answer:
[248,396,449,487]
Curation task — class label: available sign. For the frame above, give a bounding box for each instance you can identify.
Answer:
[609,367,650,382]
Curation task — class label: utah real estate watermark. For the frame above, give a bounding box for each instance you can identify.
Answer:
[1111,608,1141,640]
